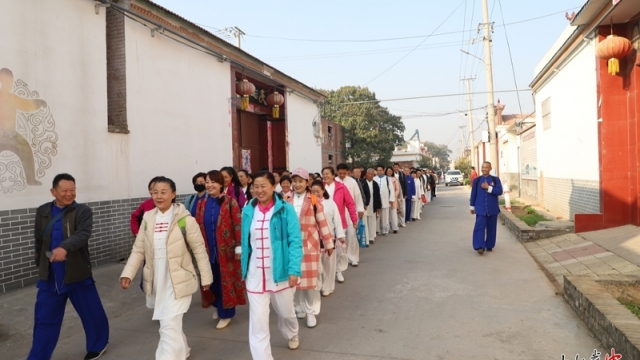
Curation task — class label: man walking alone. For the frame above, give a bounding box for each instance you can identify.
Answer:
[469,162,503,255]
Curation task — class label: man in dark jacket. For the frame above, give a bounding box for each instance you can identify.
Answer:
[470,162,503,254]
[29,173,109,360]
[428,170,437,200]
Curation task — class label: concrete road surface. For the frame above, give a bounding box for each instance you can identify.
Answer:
[1,186,602,359]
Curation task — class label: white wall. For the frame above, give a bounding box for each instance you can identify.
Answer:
[286,92,322,172]
[534,39,599,181]
[0,0,108,210]
[124,18,233,198]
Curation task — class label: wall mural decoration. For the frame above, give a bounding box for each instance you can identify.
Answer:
[0,68,58,193]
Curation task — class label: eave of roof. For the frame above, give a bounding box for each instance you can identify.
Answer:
[133,0,326,101]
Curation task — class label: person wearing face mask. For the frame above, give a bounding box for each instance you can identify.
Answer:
[193,170,246,329]
[287,168,333,328]
[241,171,303,358]
[120,177,213,360]
[184,172,208,217]
[221,166,247,209]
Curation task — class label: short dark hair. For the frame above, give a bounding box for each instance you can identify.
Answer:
[322,166,335,175]
[206,170,225,187]
[310,180,330,200]
[192,172,207,185]
[148,176,163,191]
[280,175,292,185]
[153,176,177,203]
[471,166,475,170]
[393,162,400,167]
[376,165,384,170]
[253,171,276,186]
[52,173,75,188]
[336,163,350,171]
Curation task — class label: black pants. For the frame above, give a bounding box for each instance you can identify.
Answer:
[431,187,436,198]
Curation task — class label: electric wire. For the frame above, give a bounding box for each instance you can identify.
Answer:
[498,0,524,116]
[242,7,579,43]
[334,89,530,106]
[362,0,466,86]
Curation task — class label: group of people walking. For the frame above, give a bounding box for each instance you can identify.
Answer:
[26,162,441,360]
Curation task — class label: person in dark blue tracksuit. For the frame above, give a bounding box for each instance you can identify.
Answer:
[29,173,109,360]
[469,162,503,255]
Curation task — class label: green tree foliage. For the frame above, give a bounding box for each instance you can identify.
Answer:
[322,86,405,168]
[418,157,433,169]
[455,157,471,179]
[422,141,452,170]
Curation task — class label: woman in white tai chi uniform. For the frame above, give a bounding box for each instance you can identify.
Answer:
[240,171,303,359]
[310,180,345,297]
[120,177,213,360]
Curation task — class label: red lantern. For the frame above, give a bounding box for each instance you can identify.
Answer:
[266,91,285,118]
[596,35,632,75]
[236,79,255,110]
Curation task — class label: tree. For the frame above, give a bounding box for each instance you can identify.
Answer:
[455,157,471,179]
[418,157,433,169]
[423,141,452,170]
[322,86,405,168]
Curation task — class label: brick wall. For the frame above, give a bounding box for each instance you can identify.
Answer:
[542,177,599,220]
[0,194,186,294]
[106,4,129,134]
[321,118,344,168]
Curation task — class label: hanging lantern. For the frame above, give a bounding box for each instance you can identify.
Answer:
[236,79,255,110]
[266,91,285,118]
[596,34,632,75]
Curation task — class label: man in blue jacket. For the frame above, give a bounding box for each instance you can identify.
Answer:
[470,162,503,255]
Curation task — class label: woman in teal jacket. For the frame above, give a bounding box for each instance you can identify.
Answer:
[240,170,303,359]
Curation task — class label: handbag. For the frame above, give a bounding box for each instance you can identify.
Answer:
[421,194,427,204]
[356,219,367,248]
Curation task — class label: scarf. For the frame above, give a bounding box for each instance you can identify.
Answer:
[258,198,275,214]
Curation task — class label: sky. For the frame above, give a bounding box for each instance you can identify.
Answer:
[153,0,586,158]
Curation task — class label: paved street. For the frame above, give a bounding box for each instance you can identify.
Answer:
[2,185,602,360]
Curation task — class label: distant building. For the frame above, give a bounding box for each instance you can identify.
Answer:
[321,118,345,169]
[391,131,431,168]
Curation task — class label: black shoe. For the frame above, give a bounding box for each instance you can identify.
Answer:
[477,249,484,255]
[85,348,106,360]
[486,248,493,252]
[393,230,398,234]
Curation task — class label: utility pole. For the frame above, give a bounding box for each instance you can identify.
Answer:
[462,77,476,169]
[481,0,497,173]
[458,125,466,159]
[219,27,245,48]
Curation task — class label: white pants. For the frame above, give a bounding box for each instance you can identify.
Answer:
[156,314,189,360]
[346,218,359,264]
[321,249,337,293]
[364,214,376,243]
[295,260,322,315]
[389,206,398,231]
[398,197,406,226]
[412,199,421,220]
[248,288,298,360]
[336,233,349,273]
[377,207,390,234]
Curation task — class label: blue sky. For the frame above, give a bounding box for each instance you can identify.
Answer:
[153,0,585,157]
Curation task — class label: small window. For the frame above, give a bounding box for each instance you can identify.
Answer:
[542,97,551,130]
[328,125,333,140]
[328,154,333,164]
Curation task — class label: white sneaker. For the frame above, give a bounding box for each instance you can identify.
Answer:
[336,272,345,283]
[401,224,407,228]
[351,261,359,267]
[296,312,306,319]
[216,318,231,329]
[288,336,299,350]
[306,314,317,328]
[321,290,332,297]
[212,308,219,320]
